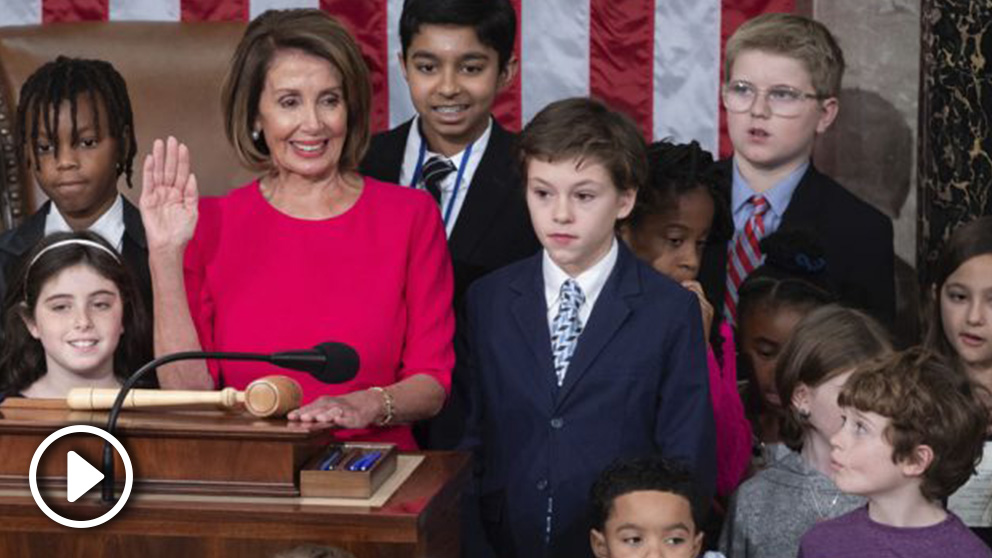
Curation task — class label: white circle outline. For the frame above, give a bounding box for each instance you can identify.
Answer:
[28,424,133,528]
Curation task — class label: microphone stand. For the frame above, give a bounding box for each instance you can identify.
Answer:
[101,351,320,504]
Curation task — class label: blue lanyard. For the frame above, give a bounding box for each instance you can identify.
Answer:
[409,137,474,226]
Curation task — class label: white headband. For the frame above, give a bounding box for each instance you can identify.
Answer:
[28,239,121,271]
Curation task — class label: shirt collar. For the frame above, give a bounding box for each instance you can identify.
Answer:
[543,237,618,310]
[44,194,126,251]
[401,115,493,191]
[730,158,809,219]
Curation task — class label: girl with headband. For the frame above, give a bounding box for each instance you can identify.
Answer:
[0,231,151,399]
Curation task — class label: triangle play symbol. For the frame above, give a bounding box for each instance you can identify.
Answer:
[66,451,105,503]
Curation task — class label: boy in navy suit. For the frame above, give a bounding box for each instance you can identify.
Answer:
[699,13,894,329]
[360,0,539,450]
[463,98,716,558]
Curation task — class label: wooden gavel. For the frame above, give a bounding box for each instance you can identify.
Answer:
[66,375,303,418]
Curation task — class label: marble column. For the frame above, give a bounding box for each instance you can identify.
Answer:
[918,0,992,282]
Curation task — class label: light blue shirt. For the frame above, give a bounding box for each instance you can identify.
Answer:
[730,159,809,236]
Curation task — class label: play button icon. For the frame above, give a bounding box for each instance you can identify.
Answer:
[29,424,133,528]
[66,451,105,503]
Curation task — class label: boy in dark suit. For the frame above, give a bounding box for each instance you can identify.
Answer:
[0,57,150,334]
[360,0,539,450]
[699,13,894,329]
[462,98,716,558]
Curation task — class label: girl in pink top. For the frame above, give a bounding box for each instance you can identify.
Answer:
[621,140,751,498]
[140,10,453,449]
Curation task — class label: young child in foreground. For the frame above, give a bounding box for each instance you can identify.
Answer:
[590,456,725,558]
[799,349,991,557]
[0,231,151,399]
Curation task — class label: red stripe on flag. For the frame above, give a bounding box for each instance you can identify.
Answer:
[718,0,795,157]
[42,0,107,23]
[182,0,247,21]
[321,0,390,134]
[589,0,655,139]
[492,0,522,132]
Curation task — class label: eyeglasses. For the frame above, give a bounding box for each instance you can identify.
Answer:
[722,80,826,117]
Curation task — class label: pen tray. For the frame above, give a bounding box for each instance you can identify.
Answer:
[300,442,397,499]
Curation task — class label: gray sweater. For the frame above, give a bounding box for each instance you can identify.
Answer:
[719,444,865,558]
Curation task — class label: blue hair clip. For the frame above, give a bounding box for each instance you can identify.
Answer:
[794,253,827,273]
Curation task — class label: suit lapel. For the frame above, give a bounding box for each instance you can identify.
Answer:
[121,197,147,250]
[509,255,557,409]
[3,202,48,257]
[554,243,638,409]
[448,121,519,260]
[362,119,411,184]
[778,165,821,232]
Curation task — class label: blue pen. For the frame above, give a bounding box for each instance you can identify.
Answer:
[318,447,344,471]
[347,451,382,472]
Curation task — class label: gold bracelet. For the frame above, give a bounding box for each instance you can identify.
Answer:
[369,387,395,426]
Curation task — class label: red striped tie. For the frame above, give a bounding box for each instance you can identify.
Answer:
[725,196,769,325]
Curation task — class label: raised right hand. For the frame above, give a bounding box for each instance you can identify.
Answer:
[140,137,199,251]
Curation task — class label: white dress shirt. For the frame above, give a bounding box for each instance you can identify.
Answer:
[542,238,619,331]
[399,116,493,237]
[44,194,125,251]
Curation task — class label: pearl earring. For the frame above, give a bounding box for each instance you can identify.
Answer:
[251,129,261,142]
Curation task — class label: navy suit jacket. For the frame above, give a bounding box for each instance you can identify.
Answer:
[462,242,716,558]
[699,162,895,327]
[361,118,540,449]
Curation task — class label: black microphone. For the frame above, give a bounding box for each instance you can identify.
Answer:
[270,342,360,384]
[100,343,360,503]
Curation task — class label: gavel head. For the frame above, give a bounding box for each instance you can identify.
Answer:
[244,376,303,418]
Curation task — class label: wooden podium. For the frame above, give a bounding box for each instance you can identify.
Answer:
[0,401,470,558]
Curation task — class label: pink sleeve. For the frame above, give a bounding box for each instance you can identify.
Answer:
[709,323,752,497]
[396,198,455,394]
[182,199,220,386]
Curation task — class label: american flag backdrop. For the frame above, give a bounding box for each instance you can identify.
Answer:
[0,0,794,156]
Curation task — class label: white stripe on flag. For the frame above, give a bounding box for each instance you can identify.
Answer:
[386,0,415,128]
[250,0,320,21]
[110,0,180,21]
[0,0,41,26]
[520,0,590,126]
[653,0,720,152]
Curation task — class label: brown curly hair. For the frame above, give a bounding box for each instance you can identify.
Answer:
[838,348,989,502]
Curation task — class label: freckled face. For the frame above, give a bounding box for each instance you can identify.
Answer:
[830,408,906,497]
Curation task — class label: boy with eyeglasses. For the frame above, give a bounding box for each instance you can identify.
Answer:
[698,13,894,333]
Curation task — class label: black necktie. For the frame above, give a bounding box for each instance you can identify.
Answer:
[420,156,456,205]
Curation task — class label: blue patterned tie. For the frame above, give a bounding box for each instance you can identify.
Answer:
[550,279,585,386]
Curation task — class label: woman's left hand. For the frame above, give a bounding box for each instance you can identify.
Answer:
[287,389,384,429]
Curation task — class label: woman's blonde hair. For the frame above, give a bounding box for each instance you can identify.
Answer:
[725,13,845,99]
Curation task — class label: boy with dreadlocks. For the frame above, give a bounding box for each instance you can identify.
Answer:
[0,56,151,337]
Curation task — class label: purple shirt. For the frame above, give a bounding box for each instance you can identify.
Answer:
[799,506,991,558]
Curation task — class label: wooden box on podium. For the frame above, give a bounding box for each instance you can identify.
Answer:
[0,401,470,558]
